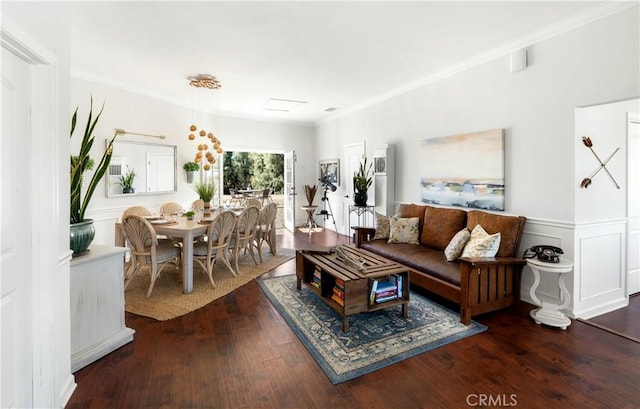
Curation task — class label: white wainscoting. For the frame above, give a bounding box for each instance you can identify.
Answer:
[573,219,628,319]
[521,218,629,319]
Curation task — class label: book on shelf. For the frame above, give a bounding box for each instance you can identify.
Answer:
[375,289,397,299]
[310,280,321,289]
[375,294,399,303]
[333,286,345,300]
[331,293,344,306]
[370,275,400,304]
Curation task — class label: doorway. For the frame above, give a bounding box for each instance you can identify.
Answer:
[221,150,286,227]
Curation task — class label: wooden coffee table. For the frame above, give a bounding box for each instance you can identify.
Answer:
[296,246,410,332]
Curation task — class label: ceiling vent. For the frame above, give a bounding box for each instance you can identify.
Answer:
[263,98,307,112]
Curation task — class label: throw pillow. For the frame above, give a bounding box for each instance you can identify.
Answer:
[444,228,471,261]
[388,217,420,245]
[461,224,501,258]
[373,212,390,240]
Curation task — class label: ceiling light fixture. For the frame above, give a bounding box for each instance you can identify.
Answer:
[263,97,307,112]
[187,75,224,174]
[188,75,222,90]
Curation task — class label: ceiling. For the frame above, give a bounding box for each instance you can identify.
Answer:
[68,1,607,125]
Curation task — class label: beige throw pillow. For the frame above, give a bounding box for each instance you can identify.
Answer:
[461,224,501,258]
[444,228,471,261]
[373,212,391,240]
[388,217,420,244]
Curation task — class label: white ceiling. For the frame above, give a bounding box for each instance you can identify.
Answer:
[68,1,610,125]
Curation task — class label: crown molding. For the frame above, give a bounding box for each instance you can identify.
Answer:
[316,2,639,126]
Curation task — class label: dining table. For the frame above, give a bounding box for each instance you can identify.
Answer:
[115,217,207,294]
[115,209,277,294]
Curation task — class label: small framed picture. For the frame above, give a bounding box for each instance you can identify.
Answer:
[319,159,340,186]
[374,156,386,175]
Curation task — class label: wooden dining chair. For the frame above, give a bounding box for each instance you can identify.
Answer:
[121,215,181,297]
[245,198,262,208]
[253,202,278,262]
[192,210,237,287]
[228,206,260,273]
[160,202,183,216]
[122,206,152,219]
[192,199,204,212]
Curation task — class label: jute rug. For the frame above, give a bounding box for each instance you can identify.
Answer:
[125,248,295,321]
[258,274,487,384]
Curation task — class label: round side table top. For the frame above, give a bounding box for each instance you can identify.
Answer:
[526,257,573,272]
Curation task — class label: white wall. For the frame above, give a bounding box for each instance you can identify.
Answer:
[314,7,639,317]
[71,78,316,244]
[572,99,639,318]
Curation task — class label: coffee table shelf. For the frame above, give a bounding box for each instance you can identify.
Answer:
[296,246,410,332]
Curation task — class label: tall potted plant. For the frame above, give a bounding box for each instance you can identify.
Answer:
[70,98,118,256]
[193,180,216,216]
[353,157,373,206]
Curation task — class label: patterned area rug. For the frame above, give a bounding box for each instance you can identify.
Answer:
[125,248,295,321]
[258,274,487,384]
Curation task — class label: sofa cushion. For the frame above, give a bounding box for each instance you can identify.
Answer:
[361,240,461,286]
[461,224,501,258]
[373,212,390,240]
[397,203,430,237]
[421,206,468,250]
[444,228,470,261]
[466,211,525,257]
[388,217,420,244]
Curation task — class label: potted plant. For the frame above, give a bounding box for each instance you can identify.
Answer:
[184,210,195,220]
[183,161,199,183]
[119,166,136,194]
[353,157,373,206]
[193,180,216,216]
[70,97,119,255]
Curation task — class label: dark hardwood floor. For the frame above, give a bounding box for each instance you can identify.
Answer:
[67,228,640,409]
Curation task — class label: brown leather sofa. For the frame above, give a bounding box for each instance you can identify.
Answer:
[353,204,527,324]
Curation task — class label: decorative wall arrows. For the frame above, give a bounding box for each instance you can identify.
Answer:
[580,136,620,189]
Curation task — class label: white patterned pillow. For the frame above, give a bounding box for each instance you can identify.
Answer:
[388,217,420,244]
[461,224,501,258]
[373,212,390,240]
[444,228,471,261]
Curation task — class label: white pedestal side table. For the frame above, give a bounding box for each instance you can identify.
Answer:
[527,257,574,330]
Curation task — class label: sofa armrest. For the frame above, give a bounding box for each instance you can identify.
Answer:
[352,227,376,248]
[457,257,527,324]
[458,257,527,266]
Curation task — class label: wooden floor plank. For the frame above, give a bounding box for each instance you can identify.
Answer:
[66,228,640,409]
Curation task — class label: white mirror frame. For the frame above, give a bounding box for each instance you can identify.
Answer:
[105,139,177,197]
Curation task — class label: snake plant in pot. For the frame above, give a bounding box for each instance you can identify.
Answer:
[70,98,119,256]
[352,157,373,206]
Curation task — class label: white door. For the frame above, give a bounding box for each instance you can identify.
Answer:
[628,115,640,295]
[284,151,297,231]
[1,47,34,408]
[147,152,175,192]
[343,142,366,233]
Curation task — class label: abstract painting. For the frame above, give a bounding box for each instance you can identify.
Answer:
[419,129,504,211]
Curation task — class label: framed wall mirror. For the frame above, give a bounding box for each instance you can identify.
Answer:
[105,139,177,197]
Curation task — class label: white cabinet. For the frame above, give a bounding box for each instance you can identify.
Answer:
[70,245,134,372]
[374,144,395,216]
